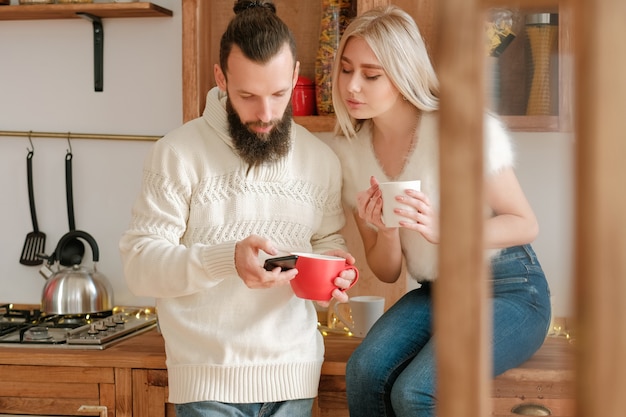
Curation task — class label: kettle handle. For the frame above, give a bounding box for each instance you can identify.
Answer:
[54,230,99,263]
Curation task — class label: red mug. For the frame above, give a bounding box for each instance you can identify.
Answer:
[290,252,359,301]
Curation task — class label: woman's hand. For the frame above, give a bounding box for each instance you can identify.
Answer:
[396,189,440,244]
[356,176,386,229]
[357,176,438,243]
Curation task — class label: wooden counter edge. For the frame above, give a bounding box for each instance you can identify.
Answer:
[0,328,167,369]
[0,328,573,382]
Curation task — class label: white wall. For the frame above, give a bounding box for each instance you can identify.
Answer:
[513,131,574,316]
[0,0,575,317]
[0,0,181,307]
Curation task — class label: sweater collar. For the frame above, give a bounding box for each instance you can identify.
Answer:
[202,87,236,150]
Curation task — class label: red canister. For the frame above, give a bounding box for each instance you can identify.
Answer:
[292,76,316,116]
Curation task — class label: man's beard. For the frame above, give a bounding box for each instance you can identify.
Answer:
[227,99,293,167]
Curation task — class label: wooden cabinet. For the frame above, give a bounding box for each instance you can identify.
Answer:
[0,330,167,417]
[181,0,571,132]
[0,328,576,417]
[131,369,176,417]
[0,364,118,416]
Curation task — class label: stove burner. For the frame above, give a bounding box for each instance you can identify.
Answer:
[0,304,42,322]
[0,304,41,337]
[57,317,86,326]
[0,305,157,349]
[24,326,52,341]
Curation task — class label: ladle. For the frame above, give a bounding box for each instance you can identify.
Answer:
[59,137,84,266]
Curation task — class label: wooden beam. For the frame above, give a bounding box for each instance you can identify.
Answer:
[574,0,626,416]
[436,1,490,417]
[182,0,211,123]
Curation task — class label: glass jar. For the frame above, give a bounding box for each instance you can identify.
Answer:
[315,0,353,115]
[525,13,559,115]
[315,0,341,115]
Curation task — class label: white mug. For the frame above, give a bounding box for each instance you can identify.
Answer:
[333,295,385,338]
[379,180,421,227]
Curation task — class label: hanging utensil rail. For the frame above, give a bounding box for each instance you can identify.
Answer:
[0,130,161,142]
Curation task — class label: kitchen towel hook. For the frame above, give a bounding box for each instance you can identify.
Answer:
[27,130,34,153]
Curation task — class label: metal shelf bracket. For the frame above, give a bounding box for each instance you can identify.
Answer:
[77,12,104,92]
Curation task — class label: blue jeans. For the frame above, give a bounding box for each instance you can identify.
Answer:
[175,399,314,417]
[345,244,551,417]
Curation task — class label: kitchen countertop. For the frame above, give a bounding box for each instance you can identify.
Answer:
[0,302,362,371]
[0,316,573,379]
[0,326,362,371]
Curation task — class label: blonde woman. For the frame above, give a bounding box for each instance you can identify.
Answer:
[330,6,551,416]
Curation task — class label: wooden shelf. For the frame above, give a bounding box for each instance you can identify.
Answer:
[0,2,173,91]
[0,2,172,21]
[292,115,558,133]
[293,115,336,133]
[502,115,559,132]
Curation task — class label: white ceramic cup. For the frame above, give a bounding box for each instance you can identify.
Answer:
[333,295,385,338]
[379,180,421,227]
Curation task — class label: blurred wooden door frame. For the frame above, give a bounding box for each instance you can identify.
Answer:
[571,0,626,416]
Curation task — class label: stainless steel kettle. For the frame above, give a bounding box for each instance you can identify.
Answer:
[41,230,113,315]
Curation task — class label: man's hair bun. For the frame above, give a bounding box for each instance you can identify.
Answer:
[233,1,276,15]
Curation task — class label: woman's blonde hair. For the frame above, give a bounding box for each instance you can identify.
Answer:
[332,5,439,139]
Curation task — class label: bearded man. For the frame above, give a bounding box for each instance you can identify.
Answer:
[119,1,357,416]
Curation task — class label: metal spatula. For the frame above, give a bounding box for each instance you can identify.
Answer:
[20,147,46,266]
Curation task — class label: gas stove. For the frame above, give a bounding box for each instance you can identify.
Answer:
[0,304,157,350]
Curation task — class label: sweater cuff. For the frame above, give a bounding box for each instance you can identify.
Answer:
[201,241,238,280]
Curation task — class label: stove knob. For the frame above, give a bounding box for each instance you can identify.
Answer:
[94,321,107,332]
[114,314,126,325]
[105,317,117,328]
[87,324,99,335]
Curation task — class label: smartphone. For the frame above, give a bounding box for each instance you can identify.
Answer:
[263,254,298,271]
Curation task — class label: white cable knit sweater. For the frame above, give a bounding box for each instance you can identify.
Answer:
[119,87,347,404]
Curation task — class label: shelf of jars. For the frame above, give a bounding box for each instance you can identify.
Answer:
[287,1,570,133]
[484,4,570,132]
[0,2,172,20]
[180,0,570,132]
